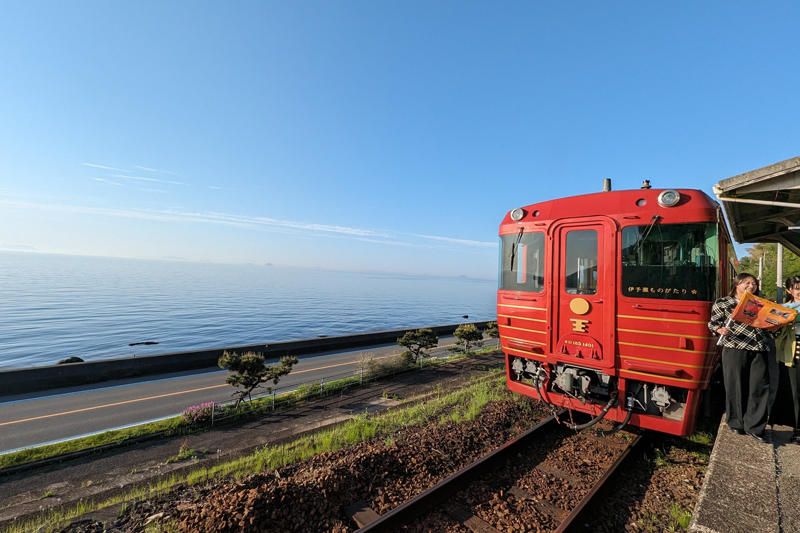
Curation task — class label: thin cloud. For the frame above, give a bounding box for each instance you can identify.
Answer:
[408,233,497,248]
[109,174,157,182]
[0,200,388,238]
[355,237,490,254]
[0,188,95,203]
[0,199,495,252]
[209,186,223,190]
[109,174,187,186]
[355,238,424,248]
[136,188,169,194]
[135,165,182,176]
[192,211,392,237]
[93,178,124,186]
[83,163,127,172]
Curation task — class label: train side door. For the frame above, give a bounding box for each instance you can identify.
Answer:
[552,219,616,369]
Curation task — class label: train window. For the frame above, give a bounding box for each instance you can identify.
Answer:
[621,223,718,300]
[499,232,545,292]
[565,230,598,295]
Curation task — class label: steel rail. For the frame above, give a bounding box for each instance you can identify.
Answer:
[356,411,564,532]
[554,432,643,533]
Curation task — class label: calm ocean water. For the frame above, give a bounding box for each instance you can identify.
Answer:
[0,252,496,370]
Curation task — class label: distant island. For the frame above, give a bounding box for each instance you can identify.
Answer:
[0,244,37,251]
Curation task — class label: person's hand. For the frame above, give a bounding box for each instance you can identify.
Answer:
[717,327,730,336]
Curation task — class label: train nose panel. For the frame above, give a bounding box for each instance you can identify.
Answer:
[556,333,602,360]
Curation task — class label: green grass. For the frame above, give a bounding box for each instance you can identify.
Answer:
[381,390,401,401]
[144,517,181,533]
[165,440,196,464]
[689,449,711,462]
[172,374,511,485]
[686,431,713,446]
[683,430,714,463]
[41,490,55,499]
[653,447,669,468]
[668,502,693,530]
[0,349,507,532]
[1,345,504,475]
[0,416,186,471]
[1,375,513,533]
[473,344,501,354]
[0,370,367,473]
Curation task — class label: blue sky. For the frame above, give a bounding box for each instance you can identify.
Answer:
[1,2,798,279]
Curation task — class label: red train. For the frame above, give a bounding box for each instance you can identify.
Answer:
[499,183,735,436]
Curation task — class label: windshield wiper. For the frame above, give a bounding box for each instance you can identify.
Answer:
[633,215,661,258]
[509,227,525,270]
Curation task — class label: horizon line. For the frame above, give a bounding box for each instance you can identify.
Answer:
[0,248,496,282]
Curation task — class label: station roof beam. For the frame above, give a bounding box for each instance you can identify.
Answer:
[714,155,800,256]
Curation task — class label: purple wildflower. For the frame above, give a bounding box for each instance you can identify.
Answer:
[181,402,220,424]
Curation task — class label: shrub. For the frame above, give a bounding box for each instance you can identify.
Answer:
[397,328,439,364]
[355,352,378,374]
[374,353,413,374]
[166,439,196,464]
[295,381,322,398]
[454,323,483,354]
[182,402,220,425]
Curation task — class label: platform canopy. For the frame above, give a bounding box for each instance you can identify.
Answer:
[713,155,800,256]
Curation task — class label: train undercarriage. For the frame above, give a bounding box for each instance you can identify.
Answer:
[508,354,689,430]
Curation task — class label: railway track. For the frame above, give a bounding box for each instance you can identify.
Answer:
[347,412,642,532]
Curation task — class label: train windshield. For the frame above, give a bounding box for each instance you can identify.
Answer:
[499,231,545,292]
[621,223,718,301]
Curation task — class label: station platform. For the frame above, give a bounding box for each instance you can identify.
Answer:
[690,417,800,533]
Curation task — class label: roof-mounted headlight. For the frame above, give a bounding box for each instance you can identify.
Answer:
[657,190,681,207]
[510,208,525,221]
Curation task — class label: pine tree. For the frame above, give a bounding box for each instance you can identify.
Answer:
[397,328,439,364]
[453,323,484,354]
[218,351,298,406]
[738,243,800,301]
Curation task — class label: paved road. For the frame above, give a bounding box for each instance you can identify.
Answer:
[0,337,498,453]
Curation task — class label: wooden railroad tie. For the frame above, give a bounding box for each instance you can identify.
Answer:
[487,476,569,522]
[534,463,582,486]
[345,500,380,528]
[508,486,568,521]
[578,432,630,450]
[444,502,503,533]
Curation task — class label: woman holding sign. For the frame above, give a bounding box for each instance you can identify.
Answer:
[709,273,772,442]
[771,276,800,443]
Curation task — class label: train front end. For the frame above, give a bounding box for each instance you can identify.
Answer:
[498,187,730,436]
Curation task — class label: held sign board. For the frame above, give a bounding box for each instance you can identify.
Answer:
[731,292,798,331]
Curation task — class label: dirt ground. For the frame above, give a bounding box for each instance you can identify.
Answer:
[56,398,712,533]
[0,352,507,529]
[2,351,716,532]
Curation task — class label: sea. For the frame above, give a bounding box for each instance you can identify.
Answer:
[0,252,497,371]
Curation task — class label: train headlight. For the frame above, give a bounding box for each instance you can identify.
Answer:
[657,190,681,207]
[510,208,525,221]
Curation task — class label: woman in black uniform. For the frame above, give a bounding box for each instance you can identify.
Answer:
[708,273,771,442]
[771,276,800,443]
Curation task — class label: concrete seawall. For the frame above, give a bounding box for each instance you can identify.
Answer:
[0,321,492,397]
